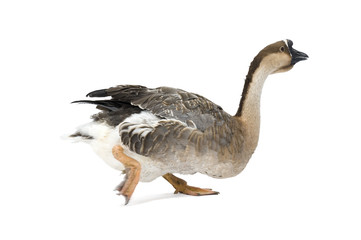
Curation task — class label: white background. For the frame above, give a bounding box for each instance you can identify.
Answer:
[1,1,360,239]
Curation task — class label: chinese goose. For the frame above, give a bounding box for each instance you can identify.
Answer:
[70,39,308,204]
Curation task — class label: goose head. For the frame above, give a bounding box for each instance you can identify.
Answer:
[254,39,308,74]
[236,40,308,118]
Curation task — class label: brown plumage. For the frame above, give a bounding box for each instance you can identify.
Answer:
[70,39,308,204]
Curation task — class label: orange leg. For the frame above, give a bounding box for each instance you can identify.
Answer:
[163,173,219,196]
[112,145,141,205]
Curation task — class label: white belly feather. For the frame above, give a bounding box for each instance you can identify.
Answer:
[72,112,169,182]
[74,121,124,170]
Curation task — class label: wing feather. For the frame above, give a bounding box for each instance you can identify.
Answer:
[87,85,232,131]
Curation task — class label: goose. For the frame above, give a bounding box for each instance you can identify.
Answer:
[70,39,308,205]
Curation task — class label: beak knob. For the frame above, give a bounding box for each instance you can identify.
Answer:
[287,39,309,65]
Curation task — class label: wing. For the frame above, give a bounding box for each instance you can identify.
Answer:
[86,85,232,131]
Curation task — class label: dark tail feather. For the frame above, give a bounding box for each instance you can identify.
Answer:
[71,100,126,111]
[86,89,108,97]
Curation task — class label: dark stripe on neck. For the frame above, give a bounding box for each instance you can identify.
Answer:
[235,55,262,117]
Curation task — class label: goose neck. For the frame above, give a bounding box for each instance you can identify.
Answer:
[235,63,272,151]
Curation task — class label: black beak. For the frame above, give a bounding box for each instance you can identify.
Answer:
[287,39,309,65]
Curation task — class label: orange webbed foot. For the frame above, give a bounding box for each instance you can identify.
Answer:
[112,145,141,205]
[163,173,219,196]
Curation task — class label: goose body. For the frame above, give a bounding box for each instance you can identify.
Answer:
[73,88,247,182]
[70,40,308,204]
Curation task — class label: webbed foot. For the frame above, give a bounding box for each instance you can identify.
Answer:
[163,173,219,196]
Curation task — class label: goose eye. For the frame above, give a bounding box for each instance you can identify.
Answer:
[279,46,285,52]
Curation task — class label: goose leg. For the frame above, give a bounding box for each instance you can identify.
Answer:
[163,173,219,196]
[112,145,141,205]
